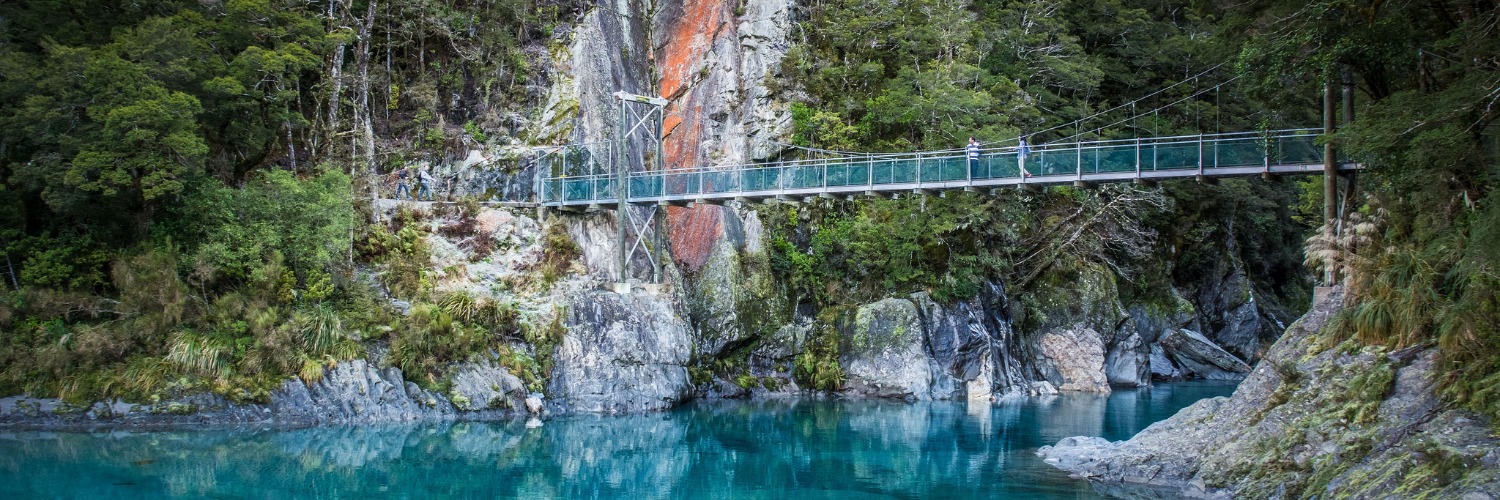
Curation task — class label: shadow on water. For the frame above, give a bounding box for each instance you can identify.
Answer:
[0,381,1236,498]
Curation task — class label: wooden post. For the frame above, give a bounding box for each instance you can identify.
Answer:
[1323,79,1337,226]
[1341,65,1358,218]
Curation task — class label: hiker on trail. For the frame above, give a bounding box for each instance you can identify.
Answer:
[392,166,410,200]
[418,168,435,201]
[966,137,982,174]
[1018,136,1032,178]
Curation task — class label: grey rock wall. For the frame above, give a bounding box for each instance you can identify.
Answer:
[270,360,456,425]
[0,359,530,431]
[548,290,693,413]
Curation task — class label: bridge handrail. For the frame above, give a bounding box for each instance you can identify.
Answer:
[545,128,1318,179]
[538,128,1327,203]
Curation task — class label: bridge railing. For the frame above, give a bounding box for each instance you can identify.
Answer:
[540,128,1323,204]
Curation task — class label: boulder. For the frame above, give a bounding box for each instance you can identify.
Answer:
[1038,326,1111,393]
[912,292,989,397]
[841,298,931,400]
[1103,328,1149,387]
[448,362,528,412]
[1158,328,1251,380]
[1149,344,1184,380]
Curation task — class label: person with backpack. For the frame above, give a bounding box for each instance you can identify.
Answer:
[392,166,410,200]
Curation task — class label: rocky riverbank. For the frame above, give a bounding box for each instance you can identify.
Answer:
[0,358,539,431]
[1038,286,1500,498]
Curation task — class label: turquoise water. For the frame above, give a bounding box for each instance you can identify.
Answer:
[0,381,1236,498]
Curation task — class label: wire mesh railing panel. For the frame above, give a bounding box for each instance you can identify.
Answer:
[827,164,867,187]
[1206,138,1264,169]
[742,167,779,192]
[629,175,662,198]
[1150,143,1200,171]
[701,171,735,194]
[917,157,963,182]
[891,159,919,183]
[975,154,1021,179]
[1276,134,1321,164]
[1033,150,1078,176]
[1093,145,1138,173]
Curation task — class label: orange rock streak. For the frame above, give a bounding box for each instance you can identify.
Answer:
[657,0,735,271]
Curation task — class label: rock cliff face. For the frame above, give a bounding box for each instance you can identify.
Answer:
[433,0,1282,409]
[1037,287,1500,497]
[653,0,793,271]
[549,290,693,413]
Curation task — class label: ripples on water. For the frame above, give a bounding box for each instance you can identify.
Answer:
[0,381,1236,498]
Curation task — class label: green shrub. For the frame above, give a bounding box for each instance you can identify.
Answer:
[167,170,352,288]
[389,304,486,389]
[534,222,579,286]
[794,309,846,392]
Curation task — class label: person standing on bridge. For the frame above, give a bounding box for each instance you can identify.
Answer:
[1017,136,1032,178]
[966,137,982,176]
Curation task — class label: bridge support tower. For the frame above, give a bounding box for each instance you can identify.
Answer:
[613,92,669,294]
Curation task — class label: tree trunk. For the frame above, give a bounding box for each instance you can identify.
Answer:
[356,1,380,223]
[326,1,347,159]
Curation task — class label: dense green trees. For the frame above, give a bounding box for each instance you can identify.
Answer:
[0,0,571,291]
[0,0,571,402]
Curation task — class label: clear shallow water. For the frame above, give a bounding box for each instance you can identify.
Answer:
[0,381,1236,498]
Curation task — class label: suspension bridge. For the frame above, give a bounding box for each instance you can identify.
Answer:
[537,128,1355,209]
[512,66,1363,292]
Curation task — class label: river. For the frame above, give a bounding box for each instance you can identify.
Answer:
[0,381,1236,498]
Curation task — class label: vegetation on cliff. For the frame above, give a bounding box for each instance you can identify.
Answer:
[752,0,1319,388]
[1235,0,1500,423]
[0,0,580,403]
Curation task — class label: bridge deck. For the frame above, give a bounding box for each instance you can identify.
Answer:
[540,128,1360,208]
